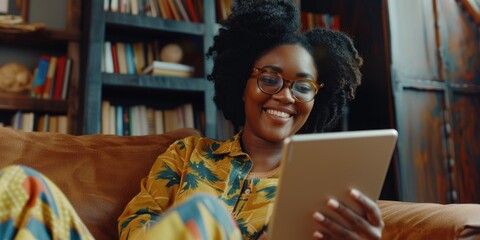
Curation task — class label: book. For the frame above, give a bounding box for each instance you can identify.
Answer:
[194,0,203,21]
[138,105,148,135]
[184,0,198,22]
[125,43,137,74]
[154,109,164,134]
[157,0,169,19]
[48,115,58,133]
[142,60,194,73]
[53,56,67,100]
[57,115,68,134]
[43,56,57,99]
[111,43,120,73]
[115,105,123,136]
[31,55,50,98]
[163,108,178,132]
[123,106,131,136]
[104,0,110,11]
[137,0,145,15]
[146,42,155,65]
[167,0,181,20]
[183,103,194,128]
[146,107,156,134]
[149,0,158,17]
[145,68,193,77]
[133,42,145,73]
[102,101,111,134]
[109,104,116,134]
[104,41,114,73]
[130,0,139,15]
[116,42,128,74]
[111,0,119,12]
[36,114,49,132]
[174,0,190,22]
[61,58,72,100]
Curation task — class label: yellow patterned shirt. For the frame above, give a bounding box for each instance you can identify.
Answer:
[118,133,279,239]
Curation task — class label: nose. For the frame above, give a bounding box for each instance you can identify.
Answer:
[272,85,296,103]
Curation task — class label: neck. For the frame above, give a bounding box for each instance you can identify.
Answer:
[241,129,283,172]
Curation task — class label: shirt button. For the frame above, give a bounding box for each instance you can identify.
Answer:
[245,188,251,194]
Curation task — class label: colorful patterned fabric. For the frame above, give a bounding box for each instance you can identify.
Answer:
[0,165,93,240]
[143,194,242,239]
[119,133,279,239]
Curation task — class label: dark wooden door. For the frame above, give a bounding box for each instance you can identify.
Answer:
[387,0,480,203]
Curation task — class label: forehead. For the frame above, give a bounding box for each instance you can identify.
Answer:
[254,44,317,78]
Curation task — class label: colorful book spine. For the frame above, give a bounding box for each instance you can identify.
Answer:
[53,56,67,100]
[43,56,57,99]
[61,58,72,100]
[31,55,50,98]
[125,43,137,74]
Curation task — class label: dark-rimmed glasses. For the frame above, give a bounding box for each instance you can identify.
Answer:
[252,67,324,102]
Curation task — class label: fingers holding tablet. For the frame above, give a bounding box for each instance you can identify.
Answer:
[312,189,383,239]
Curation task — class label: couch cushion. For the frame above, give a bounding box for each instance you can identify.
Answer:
[0,127,200,240]
[379,200,480,240]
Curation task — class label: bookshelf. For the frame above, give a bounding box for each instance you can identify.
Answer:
[0,0,82,134]
[83,0,217,138]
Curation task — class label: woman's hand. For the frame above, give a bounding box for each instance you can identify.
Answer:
[312,189,384,239]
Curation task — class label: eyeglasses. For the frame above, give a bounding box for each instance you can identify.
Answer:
[252,67,324,102]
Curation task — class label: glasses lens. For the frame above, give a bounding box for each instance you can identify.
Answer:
[292,80,316,102]
[258,72,283,94]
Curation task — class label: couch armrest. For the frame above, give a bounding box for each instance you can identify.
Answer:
[378,200,480,240]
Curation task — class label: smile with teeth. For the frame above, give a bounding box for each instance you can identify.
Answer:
[266,109,292,118]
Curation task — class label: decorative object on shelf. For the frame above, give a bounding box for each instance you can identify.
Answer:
[0,62,33,93]
[160,43,183,63]
[0,13,44,32]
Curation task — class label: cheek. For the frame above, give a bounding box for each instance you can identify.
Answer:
[300,102,315,118]
[244,79,267,102]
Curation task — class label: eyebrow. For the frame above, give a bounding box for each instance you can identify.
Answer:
[262,65,315,79]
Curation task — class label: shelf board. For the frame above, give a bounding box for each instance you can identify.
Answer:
[0,28,81,45]
[0,92,68,113]
[105,13,205,35]
[102,73,212,91]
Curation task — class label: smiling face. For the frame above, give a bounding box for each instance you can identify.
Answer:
[242,44,317,143]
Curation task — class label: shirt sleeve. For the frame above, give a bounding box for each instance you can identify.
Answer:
[117,138,191,239]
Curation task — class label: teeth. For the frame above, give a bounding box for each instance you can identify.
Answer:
[266,109,291,118]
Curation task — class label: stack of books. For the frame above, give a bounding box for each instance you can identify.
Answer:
[142,60,194,78]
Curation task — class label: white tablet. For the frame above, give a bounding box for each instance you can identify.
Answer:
[267,129,398,240]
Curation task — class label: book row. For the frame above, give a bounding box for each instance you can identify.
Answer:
[101,101,203,136]
[5,111,68,134]
[104,0,238,24]
[300,12,341,31]
[104,0,204,23]
[103,41,195,77]
[30,55,72,100]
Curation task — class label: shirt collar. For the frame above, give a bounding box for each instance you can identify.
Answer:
[212,131,247,157]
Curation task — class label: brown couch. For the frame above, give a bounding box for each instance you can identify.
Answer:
[1,127,479,240]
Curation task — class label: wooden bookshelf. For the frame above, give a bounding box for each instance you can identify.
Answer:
[0,0,83,134]
[83,0,217,137]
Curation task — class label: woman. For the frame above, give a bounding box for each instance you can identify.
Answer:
[0,0,382,239]
[118,0,382,239]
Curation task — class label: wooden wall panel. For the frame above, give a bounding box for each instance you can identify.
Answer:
[388,0,480,203]
[387,0,440,81]
[451,94,480,203]
[395,88,450,203]
[437,0,480,85]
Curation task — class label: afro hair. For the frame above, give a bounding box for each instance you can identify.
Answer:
[207,0,362,133]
